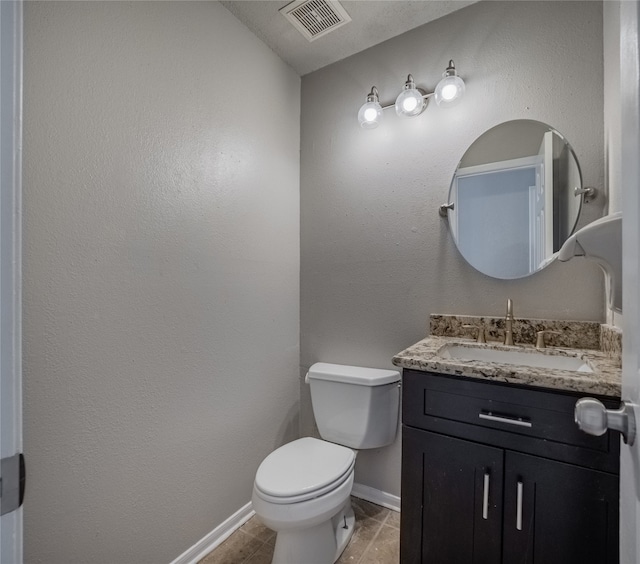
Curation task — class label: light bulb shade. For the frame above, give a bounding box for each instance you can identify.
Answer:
[435,74,465,107]
[395,74,425,118]
[395,88,425,117]
[395,75,425,117]
[358,100,383,129]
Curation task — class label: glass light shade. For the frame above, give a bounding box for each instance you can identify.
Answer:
[435,74,465,107]
[358,100,383,129]
[395,88,424,117]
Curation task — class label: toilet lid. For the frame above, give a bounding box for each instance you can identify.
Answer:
[255,437,355,501]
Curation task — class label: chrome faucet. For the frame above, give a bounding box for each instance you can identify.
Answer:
[504,298,514,346]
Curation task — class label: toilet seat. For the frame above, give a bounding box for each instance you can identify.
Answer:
[254,437,355,505]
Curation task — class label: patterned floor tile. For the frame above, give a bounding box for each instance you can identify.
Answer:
[199,530,263,564]
[198,498,400,564]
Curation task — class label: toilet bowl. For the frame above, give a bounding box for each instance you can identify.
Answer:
[252,363,400,564]
[252,438,356,564]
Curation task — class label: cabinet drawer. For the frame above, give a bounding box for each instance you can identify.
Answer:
[402,369,620,472]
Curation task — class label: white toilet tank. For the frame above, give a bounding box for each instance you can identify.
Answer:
[306,363,401,449]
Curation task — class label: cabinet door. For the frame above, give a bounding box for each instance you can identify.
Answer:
[401,427,504,564]
[503,451,619,564]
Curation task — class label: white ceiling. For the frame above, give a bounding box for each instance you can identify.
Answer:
[220,0,478,76]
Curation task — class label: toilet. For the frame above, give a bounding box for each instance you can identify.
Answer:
[252,362,401,564]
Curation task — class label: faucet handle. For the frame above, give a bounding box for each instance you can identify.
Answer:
[463,324,487,344]
[536,330,561,349]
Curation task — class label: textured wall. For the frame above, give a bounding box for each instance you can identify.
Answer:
[22,2,300,562]
[603,0,623,327]
[604,0,621,216]
[300,1,605,497]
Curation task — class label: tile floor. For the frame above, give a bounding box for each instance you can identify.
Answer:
[199,497,400,564]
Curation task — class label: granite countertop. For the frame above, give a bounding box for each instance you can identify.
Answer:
[392,335,621,398]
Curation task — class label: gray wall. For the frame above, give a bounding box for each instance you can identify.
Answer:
[300,1,605,497]
[603,0,623,327]
[604,0,622,216]
[23,2,300,563]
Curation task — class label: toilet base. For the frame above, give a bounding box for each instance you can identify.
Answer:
[333,502,355,560]
[271,502,355,564]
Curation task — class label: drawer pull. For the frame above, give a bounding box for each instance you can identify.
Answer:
[482,472,490,520]
[516,481,524,531]
[479,412,532,428]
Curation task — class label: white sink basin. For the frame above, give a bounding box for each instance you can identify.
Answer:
[436,343,594,373]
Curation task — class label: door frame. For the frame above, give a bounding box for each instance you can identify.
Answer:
[0,0,23,562]
[620,0,640,562]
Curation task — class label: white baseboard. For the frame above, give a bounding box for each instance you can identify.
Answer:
[351,482,401,513]
[170,501,255,564]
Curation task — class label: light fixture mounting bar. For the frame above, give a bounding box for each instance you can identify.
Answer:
[379,91,434,111]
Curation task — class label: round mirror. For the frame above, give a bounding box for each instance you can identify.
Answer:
[447,120,583,279]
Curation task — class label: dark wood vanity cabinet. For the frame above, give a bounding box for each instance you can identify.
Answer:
[400,369,620,564]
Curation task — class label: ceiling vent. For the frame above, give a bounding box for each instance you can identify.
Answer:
[280,0,352,42]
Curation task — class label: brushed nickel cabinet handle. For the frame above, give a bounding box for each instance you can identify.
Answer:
[479,412,532,428]
[516,481,524,531]
[482,472,490,520]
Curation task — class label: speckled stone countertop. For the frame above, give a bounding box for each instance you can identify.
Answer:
[430,314,604,351]
[392,336,621,398]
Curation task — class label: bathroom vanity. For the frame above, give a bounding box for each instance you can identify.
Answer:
[394,322,622,564]
[399,114,626,563]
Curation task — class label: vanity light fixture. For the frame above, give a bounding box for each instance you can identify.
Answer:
[395,75,425,117]
[357,86,384,129]
[434,60,465,107]
[358,60,465,129]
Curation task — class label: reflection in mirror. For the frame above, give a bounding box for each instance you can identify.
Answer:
[448,120,584,279]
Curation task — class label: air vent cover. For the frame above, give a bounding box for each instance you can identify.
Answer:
[280,0,351,42]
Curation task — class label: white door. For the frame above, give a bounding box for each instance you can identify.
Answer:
[620,1,640,561]
[537,130,554,263]
[0,1,23,562]
[528,158,546,272]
